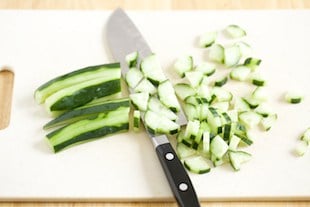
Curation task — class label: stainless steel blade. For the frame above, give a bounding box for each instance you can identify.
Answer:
[106,8,152,75]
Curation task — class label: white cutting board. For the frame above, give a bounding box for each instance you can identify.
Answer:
[0,10,310,201]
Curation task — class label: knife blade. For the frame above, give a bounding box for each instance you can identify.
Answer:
[106,8,200,207]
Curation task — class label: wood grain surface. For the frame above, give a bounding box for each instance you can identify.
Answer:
[0,0,309,206]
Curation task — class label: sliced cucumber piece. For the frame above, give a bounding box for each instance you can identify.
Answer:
[148,97,178,121]
[184,156,211,174]
[158,80,181,112]
[177,142,196,159]
[199,31,217,48]
[252,87,268,102]
[196,84,212,103]
[211,101,230,112]
[43,98,130,130]
[225,25,246,38]
[260,113,277,131]
[233,97,251,112]
[212,87,233,102]
[125,67,144,89]
[184,71,204,88]
[285,91,304,104]
[133,110,141,132]
[234,41,252,57]
[239,111,262,129]
[230,66,251,81]
[209,44,224,63]
[224,45,241,67]
[144,110,180,135]
[210,135,229,159]
[202,131,211,154]
[174,83,196,101]
[183,103,199,121]
[244,57,262,71]
[125,51,139,68]
[46,106,130,153]
[301,128,310,144]
[174,55,194,78]
[250,72,266,86]
[195,62,216,76]
[295,141,309,156]
[214,76,228,87]
[140,54,166,86]
[184,120,200,140]
[35,63,120,104]
[229,135,241,151]
[254,103,274,117]
[129,92,149,111]
[242,96,261,109]
[228,150,252,171]
[134,78,157,95]
[207,107,223,134]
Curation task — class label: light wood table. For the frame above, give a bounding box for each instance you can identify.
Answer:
[0,0,309,206]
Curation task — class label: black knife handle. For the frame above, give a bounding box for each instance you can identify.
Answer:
[155,143,201,207]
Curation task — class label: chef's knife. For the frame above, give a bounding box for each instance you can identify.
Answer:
[106,8,200,207]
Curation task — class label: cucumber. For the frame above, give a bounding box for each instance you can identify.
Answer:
[148,96,178,121]
[224,45,241,67]
[125,67,144,89]
[158,80,181,113]
[250,72,266,86]
[184,156,211,174]
[214,76,228,87]
[239,111,262,129]
[260,113,277,131]
[209,44,224,63]
[184,71,204,88]
[46,106,130,153]
[140,54,166,86]
[176,142,196,159]
[195,62,216,76]
[144,110,180,135]
[230,66,251,81]
[301,128,310,145]
[129,92,149,111]
[43,98,130,130]
[174,83,196,101]
[285,91,304,104]
[243,57,262,71]
[134,78,157,95]
[225,25,246,38]
[133,110,141,132]
[45,78,121,113]
[125,51,139,68]
[210,135,228,159]
[199,31,217,48]
[228,150,252,171]
[34,63,120,104]
[173,55,193,78]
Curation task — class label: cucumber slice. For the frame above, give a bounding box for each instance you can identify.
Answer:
[184,71,204,88]
[140,54,166,86]
[158,80,181,112]
[210,135,229,159]
[174,83,196,101]
[183,103,199,121]
[285,91,304,104]
[174,55,194,78]
[225,25,247,38]
[233,97,251,112]
[148,97,178,121]
[301,128,310,144]
[129,92,149,111]
[209,44,224,63]
[234,41,252,57]
[184,120,200,140]
[46,106,130,153]
[260,113,277,131]
[133,110,141,132]
[195,62,216,76]
[207,107,223,134]
[214,76,228,87]
[250,72,266,86]
[295,141,309,156]
[196,84,212,103]
[251,87,268,102]
[184,156,211,174]
[228,150,252,171]
[230,66,251,81]
[254,103,274,117]
[43,98,130,130]
[199,31,217,48]
[211,101,230,112]
[202,131,211,154]
[224,45,241,67]
[229,135,241,151]
[177,143,197,159]
[239,111,262,129]
[35,63,120,104]
[144,110,180,135]
[244,57,262,71]
[125,51,139,68]
[125,67,144,89]
[212,87,233,102]
[134,78,157,95]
